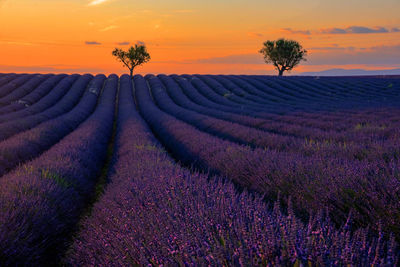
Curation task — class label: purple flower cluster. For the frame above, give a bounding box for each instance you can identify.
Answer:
[0,74,18,88]
[0,74,32,99]
[0,75,117,265]
[0,73,399,265]
[0,74,67,115]
[135,74,400,244]
[0,74,53,107]
[66,74,398,265]
[0,74,103,177]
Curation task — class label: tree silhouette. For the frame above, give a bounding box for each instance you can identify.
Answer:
[112,44,151,78]
[259,39,307,76]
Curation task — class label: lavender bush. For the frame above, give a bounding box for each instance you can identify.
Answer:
[66,74,398,266]
[0,75,116,265]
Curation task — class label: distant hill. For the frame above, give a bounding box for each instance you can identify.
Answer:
[300,68,400,76]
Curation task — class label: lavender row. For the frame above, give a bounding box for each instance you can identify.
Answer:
[189,75,287,114]
[135,75,400,241]
[162,75,400,164]
[0,74,32,99]
[198,74,294,109]
[0,75,100,177]
[227,74,323,108]
[208,74,282,105]
[0,74,18,88]
[170,75,400,147]
[149,75,303,151]
[156,75,400,162]
[0,74,52,107]
[0,75,116,265]
[0,75,92,142]
[261,75,400,100]
[0,74,67,115]
[66,75,398,266]
[0,74,78,126]
[175,74,282,116]
[245,75,399,110]
[187,74,384,122]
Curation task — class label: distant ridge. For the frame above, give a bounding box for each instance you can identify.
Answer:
[300,68,400,76]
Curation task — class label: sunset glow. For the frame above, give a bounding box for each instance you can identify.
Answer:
[0,0,399,74]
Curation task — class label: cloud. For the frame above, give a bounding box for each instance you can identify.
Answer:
[310,44,357,51]
[88,0,110,6]
[117,42,130,45]
[320,28,347,34]
[305,44,400,65]
[99,25,118,32]
[347,26,388,34]
[85,41,102,45]
[320,26,392,34]
[136,41,146,46]
[392,27,400,32]
[281,28,311,35]
[0,40,37,46]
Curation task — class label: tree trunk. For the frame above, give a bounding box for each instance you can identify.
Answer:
[130,69,133,79]
[278,69,284,76]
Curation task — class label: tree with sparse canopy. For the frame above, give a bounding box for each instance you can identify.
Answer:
[259,38,307,76]
[112,44,151,78]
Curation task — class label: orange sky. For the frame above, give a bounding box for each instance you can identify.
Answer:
[0,0,399,74]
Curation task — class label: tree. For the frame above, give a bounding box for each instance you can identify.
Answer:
[259,38,307,76]
[112,44,151,78]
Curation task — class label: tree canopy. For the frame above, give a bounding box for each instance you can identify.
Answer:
[112,44,151,77]
[259,39,307,76]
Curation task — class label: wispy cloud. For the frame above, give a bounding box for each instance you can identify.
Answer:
[306,44,400,65]
[99,25,118,32]
[88,0,110,6]
[310,44,357,51]
[281,28,311,35]
[320,26,396,34]
[116,42,130,45]
[85,41,102,45]
[279,26,399,35]
[0,40,37,46]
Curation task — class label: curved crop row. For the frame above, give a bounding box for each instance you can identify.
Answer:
[0,74,32,99]
[0,75,101,177]
[0,75,117,265]
[0,74,18,88]
[0,74,52,107]
[66,75,398,266]
[0,74,67,115]
[157,75,400,162]
[0,75,93,142]
[0,74,78,125]
[135,74,400,241]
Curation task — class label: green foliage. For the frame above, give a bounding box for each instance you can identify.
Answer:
[259,38,307,76]
[112,44,151,77]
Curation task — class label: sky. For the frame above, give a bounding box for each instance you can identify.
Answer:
[0,0,399,75]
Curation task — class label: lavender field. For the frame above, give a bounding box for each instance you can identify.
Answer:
[0,73,400,266]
